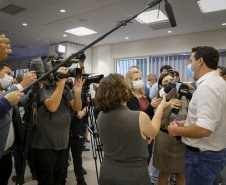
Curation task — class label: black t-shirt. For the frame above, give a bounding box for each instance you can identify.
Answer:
[31,84,74,150]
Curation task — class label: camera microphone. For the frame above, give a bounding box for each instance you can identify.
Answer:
[164,0,177,27]
[29,59,44,72]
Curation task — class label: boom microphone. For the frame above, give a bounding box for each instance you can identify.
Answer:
[164,0,177,27]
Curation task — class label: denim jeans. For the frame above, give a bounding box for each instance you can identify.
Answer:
[184,148,226,185]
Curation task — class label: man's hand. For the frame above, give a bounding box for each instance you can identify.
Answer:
[168,121,179,136]
[184,82,194,90]
[73,78,85,94]
[56,67,68,85]
[77,111,85,119]
[170,99,182,110]
[174,120,185,127]
[20,70,37,88]
[4,91,24,105]
[151,97,162,108]
[0,34,12,61]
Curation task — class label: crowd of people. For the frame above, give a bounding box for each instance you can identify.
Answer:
[0,34,226,185]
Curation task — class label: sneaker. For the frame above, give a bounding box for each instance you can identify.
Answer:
[170,179,176,185]
[82,147,90,151]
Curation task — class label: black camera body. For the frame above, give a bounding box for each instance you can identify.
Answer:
[82,74,104,94]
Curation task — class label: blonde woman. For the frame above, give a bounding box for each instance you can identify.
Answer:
[126,68,162,164]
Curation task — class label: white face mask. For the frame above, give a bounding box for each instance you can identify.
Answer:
[0,73,13,89]
[148,81,152,88]
[132,80,144,90]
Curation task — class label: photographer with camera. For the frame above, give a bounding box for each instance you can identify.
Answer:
[31,66,84,185]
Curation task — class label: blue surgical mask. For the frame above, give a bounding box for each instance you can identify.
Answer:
[187,64,194,79]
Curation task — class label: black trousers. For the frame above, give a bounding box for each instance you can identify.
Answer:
[33,149,67,185]
[61,136,84,184]
[0,152,12,185]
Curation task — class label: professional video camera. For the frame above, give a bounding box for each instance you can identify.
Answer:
[28,54,85,81]
[82,74,104,94]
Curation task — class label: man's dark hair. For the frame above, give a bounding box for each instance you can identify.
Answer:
[0,63,12,71]
[218,65,226,76]
[174,71,179,77]
[192,46,219,70]
[160,65,172,73]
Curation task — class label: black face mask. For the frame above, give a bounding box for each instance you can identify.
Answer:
[164,81,176,88]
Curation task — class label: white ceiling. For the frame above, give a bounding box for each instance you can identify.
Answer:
[1,0,226,61]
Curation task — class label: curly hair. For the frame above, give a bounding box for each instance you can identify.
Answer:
[95,73,131,112]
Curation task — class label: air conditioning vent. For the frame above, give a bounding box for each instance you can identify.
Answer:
[0,4,26,15]
[147,20,171,30]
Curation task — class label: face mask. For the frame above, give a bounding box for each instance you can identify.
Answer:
[132,80,144,90]
[147,81,152,88]
[187,64,194,79]
[0,73,13,89]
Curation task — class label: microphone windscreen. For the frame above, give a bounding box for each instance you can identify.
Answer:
[178,83,192,101]
[165,2,177,27]
[30,59,44,71]
[160,83,176,100]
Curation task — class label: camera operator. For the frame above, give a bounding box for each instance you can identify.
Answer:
[31,66,84,185]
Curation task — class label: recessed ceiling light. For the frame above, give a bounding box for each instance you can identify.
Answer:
[125,37,129,40]
[65,27,97,36]
[60,9,66,13]
[63,35,67,37]
[22,23,27,26]
[222,23,226,26]
[168,31,172,33]
[136,10,168,24]
[197,0,226,13]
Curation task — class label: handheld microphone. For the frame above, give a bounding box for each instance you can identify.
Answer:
[159,82,176,101]
[164,0,177,27]
[172,83,192,115]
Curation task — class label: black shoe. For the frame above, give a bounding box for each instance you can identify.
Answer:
[170,179,176,185]
[82,167,87,175]
[12,175,24,184]
[77,180,87,185]
[82,147,90,151]
[32,173,37,180]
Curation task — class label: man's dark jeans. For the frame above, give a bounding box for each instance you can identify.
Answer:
[184,148,226,185]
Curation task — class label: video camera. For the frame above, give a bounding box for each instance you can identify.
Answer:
[82,74,104,94]
[28,54,86,81]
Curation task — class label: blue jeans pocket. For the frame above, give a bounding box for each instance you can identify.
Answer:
[203,158,224,181]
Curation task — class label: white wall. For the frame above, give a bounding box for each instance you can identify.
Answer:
[91,29,226,75]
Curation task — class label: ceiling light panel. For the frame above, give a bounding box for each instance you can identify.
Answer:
[135,10,168,24]
[197,0,226,13]
[65,27,97,36]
